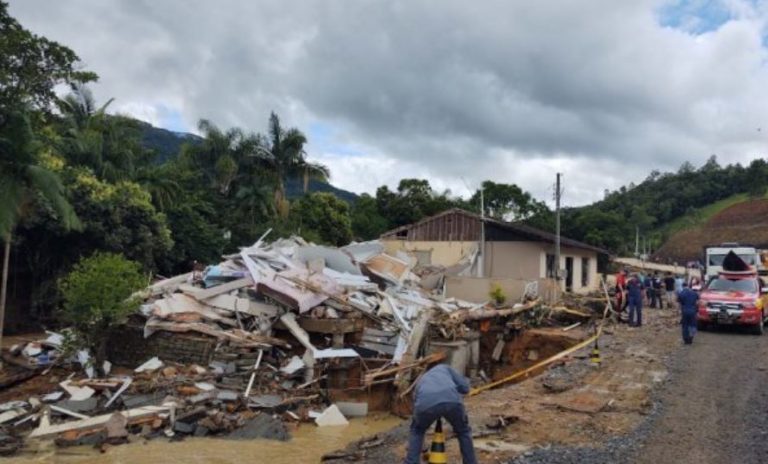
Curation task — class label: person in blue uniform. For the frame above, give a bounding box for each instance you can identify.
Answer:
[403,364,477,464]
[627,273,644,327]
[677,281,699,344]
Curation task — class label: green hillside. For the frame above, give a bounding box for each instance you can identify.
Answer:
[661,193,750,236]
[556,157,768,255]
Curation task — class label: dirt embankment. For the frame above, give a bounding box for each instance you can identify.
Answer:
[655,198,768,263]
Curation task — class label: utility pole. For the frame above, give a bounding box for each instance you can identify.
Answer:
[555,173,562,299]
[635,226,639,257]
[479,186,485,278]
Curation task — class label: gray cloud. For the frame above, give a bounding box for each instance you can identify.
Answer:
[9,0,768,206]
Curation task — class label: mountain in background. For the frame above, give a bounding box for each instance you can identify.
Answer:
[137,120,202,163]
[136,120,359,202]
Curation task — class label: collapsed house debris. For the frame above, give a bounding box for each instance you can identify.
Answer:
[0,232,611,454]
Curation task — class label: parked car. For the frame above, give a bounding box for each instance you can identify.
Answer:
[697,270,768,334]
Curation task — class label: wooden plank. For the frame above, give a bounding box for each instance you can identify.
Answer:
[29,405,171,439]
[469,333,600,396]
[194,277,254,300]
[279,313,316,352]
[364,352,445,385]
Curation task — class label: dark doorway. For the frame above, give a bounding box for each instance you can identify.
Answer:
[565,257,574,292]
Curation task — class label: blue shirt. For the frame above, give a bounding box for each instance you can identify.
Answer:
[413,364,470,414]
[627,277,644,302]
[677,288,699,315]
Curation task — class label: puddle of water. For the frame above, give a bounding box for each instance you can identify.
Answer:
[6,415,402,464]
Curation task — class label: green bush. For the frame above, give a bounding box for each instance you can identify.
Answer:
[490,283,507,306]
[58,252,146,372]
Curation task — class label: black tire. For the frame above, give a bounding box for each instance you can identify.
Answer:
[697,321,709,331]
[753,313,765,335]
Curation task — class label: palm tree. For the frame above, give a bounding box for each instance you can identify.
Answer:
[135,164,182,212]
[0,110,80,358]
[55,86,143,182]
[189,119,261,195]
[256,112,329,217]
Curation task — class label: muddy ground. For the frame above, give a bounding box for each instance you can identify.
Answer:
[328,307,682,463]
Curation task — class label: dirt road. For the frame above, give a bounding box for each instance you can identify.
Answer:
[629,328,768,464]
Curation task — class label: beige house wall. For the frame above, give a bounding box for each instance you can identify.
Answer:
[381,240,477,267]
[482,241,543,280]
[555,246,600,294]
[382,239,601,295]
[482,242,600,294]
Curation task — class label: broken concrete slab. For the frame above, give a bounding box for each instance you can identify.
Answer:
[105,413,129,440]
[59,380,95,401]
[134,357,164,373]
[55,398,98,414]
[173,421,195,434]
[295,246,362,275]
[314,404,349,427]
[224,414,290,441]
[250,395,282,409]
[216,390,239,402]
[335,402,368,418]
[121,392,166,409]
[42,392,64,403]
[280,356,305,375]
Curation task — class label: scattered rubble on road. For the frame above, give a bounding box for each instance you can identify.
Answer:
[0,232,608,455]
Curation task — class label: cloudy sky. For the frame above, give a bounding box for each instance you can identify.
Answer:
[10,0,768,206]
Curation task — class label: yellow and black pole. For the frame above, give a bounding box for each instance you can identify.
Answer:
[428,418,447,464]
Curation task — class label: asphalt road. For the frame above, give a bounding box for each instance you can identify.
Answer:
[630,326,768,464]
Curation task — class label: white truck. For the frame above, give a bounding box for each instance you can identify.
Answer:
[704,243,760,282]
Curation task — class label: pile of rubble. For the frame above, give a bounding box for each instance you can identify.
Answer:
[0,232,603,453]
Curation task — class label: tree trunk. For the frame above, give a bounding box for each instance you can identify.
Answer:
[95,336,108,378]
[276,179,288,218]
[0,232,11,370]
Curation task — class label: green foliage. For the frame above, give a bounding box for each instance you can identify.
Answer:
[351,194,389,240]
[0,2,96,110]
[489,284,507,306]
[555,155,768,255]
[0,110,80,237]
[64,171,173,270]
[290,192,353,246]
[58,252,144,367]
[470,180,547,221]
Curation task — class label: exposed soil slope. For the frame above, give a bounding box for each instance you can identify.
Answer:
[654,198,768,263]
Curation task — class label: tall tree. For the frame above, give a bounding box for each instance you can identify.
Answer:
[54,86,149,182]
[257,112,329,217]
[0,110,80,354]
[0,1,96,110]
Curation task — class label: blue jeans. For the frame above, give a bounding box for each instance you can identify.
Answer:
[404,402,477,464]
[629,299,642,326]
[681,311,697,342]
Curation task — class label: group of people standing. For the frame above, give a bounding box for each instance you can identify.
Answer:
[615,268,700,344]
